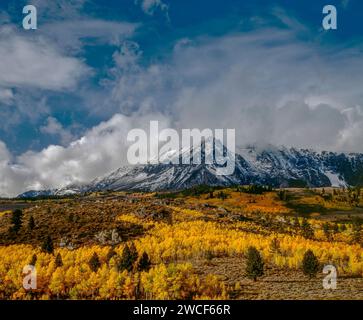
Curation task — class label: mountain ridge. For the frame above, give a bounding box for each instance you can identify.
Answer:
[17,144,363,198]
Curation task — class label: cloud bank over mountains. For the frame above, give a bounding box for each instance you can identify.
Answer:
[0,1,363,196]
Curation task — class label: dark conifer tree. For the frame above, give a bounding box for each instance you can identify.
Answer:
[55,253,63,267]
[301,218,314,239]
[41,236,54,254]
[28,216,35,231]
[245,246,264,281]
[302,249,320,279]
[10,209,23,233]
[29,254,37,266]
[88,252,101,272]
[106,247,117,264]
[136,252,151,272]
[129,242,138,264]
[118,244,137,272]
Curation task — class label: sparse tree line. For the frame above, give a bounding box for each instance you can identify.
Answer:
[316,187,362,206]
[31,235,152,273]
[245,245,322,281]
[242,210,362,247]
[8,209,37,235]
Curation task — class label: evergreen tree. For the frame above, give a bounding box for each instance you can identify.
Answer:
[332,223,339,234]
[41,236,54,254]
[301,218,314,239]
[118,244,137,272]
[29,254,37,266]
[67,213,74,223]
[10,209,23,233]
[322,222,331,240]
[129,242,138,264]
[302,249,320,279]
[205,250,214,262]
[106,247,117,264]
[293,216,300,228]
[28,216,35,231]
[278,190,287,201]
[217,191,228,201]
[136,252,151,271]
[339,223,347,232]
[55,253,63,267]
[88,252,101,272]
[352,218,362,244]
[245,246,264,281]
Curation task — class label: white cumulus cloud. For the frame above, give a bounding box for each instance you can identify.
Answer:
[0,113,170,197]
[0,27,91,91]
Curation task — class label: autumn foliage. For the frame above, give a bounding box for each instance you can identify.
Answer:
[0,187,362,299]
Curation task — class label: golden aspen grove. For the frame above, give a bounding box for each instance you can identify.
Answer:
[0,186,362,300]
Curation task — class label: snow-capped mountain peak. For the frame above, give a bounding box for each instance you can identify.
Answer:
[17,143,363,198]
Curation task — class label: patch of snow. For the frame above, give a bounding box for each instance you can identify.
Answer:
[324,171,347,187]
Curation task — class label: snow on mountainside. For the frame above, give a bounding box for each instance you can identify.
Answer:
[324,171,347,188]
[17,142,363,198]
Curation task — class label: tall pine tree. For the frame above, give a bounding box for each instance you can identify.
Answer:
[118,244,138,272]
[136,252,151,271]
[245,246,264,281]
[10,209,23,233]
[88,252,101,272]
[301,218,314,239]
[41,236,54,254]
[302,249,320,279]
[28,216,35,231]
[55,253,63,267]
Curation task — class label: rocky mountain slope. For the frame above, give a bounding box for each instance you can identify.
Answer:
[18,141,363,198]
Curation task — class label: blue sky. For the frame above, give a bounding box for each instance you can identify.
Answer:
[0,0,363,196]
